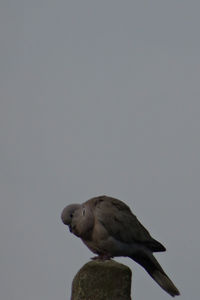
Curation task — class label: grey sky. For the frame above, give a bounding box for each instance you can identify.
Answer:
[1,1,200,299]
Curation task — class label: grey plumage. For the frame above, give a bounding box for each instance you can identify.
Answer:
[61,195,180,297]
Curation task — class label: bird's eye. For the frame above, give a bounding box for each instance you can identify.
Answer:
[70,213,73,218]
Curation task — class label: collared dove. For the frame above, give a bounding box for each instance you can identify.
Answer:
[61,195,180,297]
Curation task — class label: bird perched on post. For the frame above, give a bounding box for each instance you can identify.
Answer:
[61,195,180,297]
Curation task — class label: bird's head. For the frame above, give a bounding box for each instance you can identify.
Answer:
[61,203,94,238]
[61,204,80,228]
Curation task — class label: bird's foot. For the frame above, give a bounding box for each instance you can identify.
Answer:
[91,254,112,261]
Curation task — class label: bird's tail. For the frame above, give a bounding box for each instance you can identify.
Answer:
[130,251,180,297]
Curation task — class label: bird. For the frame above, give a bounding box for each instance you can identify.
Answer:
[61,195,180,297]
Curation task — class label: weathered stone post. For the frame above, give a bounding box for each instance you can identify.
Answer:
[71,260,132,300]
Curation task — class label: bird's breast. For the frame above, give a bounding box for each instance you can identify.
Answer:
[81,219,109,255]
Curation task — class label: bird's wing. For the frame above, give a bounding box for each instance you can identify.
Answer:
[91,196,165,252]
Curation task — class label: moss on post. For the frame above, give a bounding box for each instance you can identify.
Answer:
[71,260,132,300]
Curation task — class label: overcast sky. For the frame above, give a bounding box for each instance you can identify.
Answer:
[1,1,200,299]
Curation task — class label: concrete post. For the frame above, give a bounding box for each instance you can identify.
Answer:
[71,260,132,300]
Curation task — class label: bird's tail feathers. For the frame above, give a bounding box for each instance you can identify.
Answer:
[130,251,180,297]
[151,269,180,297]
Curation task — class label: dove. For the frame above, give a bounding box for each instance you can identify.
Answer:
[61,195,180,297]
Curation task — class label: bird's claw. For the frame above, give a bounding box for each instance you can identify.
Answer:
[91,254,112,261]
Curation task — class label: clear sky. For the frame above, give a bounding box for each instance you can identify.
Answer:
[1,1,200,299]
